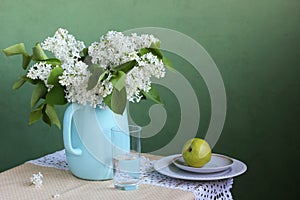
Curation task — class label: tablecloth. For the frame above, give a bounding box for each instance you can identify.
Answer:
[0,150,234,200]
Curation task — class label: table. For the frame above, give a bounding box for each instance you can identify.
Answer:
[0,150,236,200]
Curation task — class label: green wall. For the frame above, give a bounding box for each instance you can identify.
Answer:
[1,0,299,199]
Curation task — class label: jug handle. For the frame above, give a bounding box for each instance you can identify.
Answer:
[63,104,82,156]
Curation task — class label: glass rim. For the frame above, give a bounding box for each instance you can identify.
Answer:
[111,125,142,133]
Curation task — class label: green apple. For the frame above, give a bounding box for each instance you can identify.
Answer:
[182,138,212,167]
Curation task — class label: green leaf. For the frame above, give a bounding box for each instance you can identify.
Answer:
[12,75,27,90]
[139,48,149,57]
[47,66,63,85]
[162,57,175,72]
[42,108,51,127]
[22,54,32,70]
[45,85,67,105]
[83,55,93,66]
[103,93,112,109]
[31,81,47,109]
[12,75,39,89]
[43,58,61,66]
[142,86,163,105]
[2,43,27,56]
[32,43,48,60]
[29,104,44,125]
[87,65,105,90]
[25,77,39,85]
[150,41,161,49]
[45,104,61,129]
[82,47,88,57]
[2,43,32,70]
[139,48,163,59]
[113,60,137,73]
[111,71,126,91]
[99,71,109,81]
[110,87,127,115]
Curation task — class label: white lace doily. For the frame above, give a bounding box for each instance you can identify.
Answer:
[28,150,233,200]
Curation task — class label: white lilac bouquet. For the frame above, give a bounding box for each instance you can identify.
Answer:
[3,28,173,129]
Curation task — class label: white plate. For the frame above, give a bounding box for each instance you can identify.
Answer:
[154,154,247,181]
[172,154,234,173]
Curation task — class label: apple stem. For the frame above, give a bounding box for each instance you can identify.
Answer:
[188,147,192,152]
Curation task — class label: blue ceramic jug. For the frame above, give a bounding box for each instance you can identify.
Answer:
[63,103,129,180]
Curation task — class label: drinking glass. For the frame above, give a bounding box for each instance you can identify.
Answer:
[111,125,141,190]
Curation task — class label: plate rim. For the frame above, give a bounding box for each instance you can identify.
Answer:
[172,153,234,173]
[154,154,247,181]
